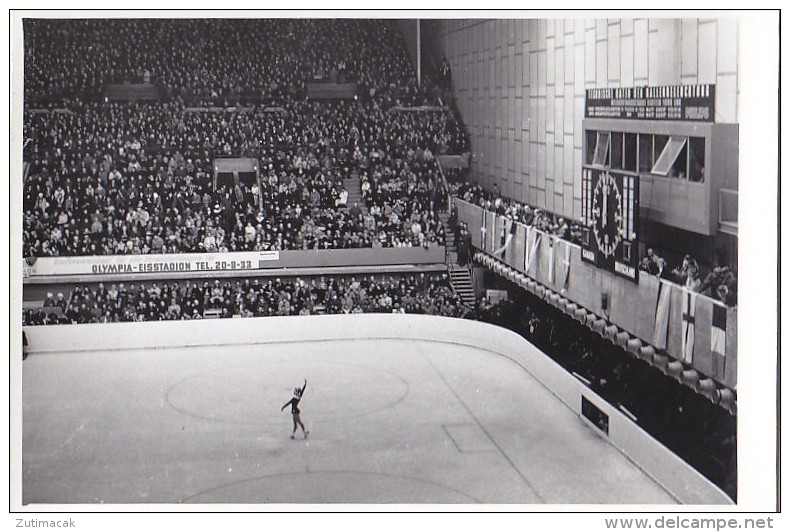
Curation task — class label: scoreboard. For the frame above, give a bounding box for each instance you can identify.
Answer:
[580,168,640,282]
[585,84,715,122]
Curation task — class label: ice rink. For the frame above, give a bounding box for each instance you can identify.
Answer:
[21,335,677,505]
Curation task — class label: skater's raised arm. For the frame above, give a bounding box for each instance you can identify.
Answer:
[302,379,307,395]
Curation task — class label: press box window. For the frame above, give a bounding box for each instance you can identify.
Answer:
[611,132,623,170]
[585,130,597,165]
[651,135,687,177]
[624,133,637,172]
[612,132,637,172]
[592,132,610,167]
[688,137,706,183]
[668,141,688,179]
[638,134,653,172]
[654,135,669,167]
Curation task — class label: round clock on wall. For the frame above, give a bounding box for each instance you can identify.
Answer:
[591,171,624,258]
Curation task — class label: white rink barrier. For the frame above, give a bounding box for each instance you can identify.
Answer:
[23,314,733,505]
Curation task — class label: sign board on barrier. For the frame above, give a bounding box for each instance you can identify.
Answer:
[22,251,280,278]
[486,289,508,304]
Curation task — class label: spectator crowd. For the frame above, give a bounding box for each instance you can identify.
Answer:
[451,181,584,244]
[23,19,471,259]
[23,101,459,257]
[23,273,468,325]
[24,19,436,105]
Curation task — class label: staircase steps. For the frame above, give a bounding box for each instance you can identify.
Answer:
[438,209,475,307]
[341,170,368,214]
[448,266,476,307]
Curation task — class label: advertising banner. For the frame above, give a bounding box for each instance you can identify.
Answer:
[23,251,279,278]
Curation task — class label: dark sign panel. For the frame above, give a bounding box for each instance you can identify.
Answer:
[585,84,715,122]
[581,396,609,435]
[580,168,640,283]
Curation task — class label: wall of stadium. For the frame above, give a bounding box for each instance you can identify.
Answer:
[23,314,732,505]
[433,18,739,221]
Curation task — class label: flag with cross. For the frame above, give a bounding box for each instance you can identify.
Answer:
[561,239,572,291]
[681,289,697,364]
[710,302,728,380]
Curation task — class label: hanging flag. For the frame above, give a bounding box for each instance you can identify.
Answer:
[494,219,516,259]
[548,236,556,284]
[711,303,727,380]
[480,208,487,249]
[491,213,497,251]
[527,231,542,273]
[653,280,672,350]
[523,225,531,271]
[681,289,697,364]
[561,240,572,291]
[506,219,517,259]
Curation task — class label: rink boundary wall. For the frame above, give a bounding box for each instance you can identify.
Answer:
[22,314,733,505]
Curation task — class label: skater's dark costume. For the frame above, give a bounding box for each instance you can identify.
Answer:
[281,379,309,439]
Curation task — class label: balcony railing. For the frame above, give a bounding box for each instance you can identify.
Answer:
[455,199,737,394]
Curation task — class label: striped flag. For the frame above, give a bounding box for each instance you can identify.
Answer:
[548,236,556,284]
[561,240,572,291]
[480,209,487,249]
[653,281,672,350]
[681,289,697,364]
[711,303,727,380]
[526,231,542,273]
[491,214,497,250]
[498,219,516,259]
[523,225,531,271]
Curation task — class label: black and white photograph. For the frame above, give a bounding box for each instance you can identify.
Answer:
[7,7,781,525]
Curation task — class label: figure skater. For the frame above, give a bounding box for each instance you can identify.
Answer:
[281,378,309,439]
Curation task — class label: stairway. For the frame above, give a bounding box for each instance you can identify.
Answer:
[341,170,368,214]
[449,265,476,307]
[438,210,476,307]
[438,210,458,264]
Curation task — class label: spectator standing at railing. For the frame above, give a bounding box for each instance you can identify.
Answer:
[458,224,472,266]
[685,264,702,292]
[699,266,723,297]
[554,218,569,240]
[716,267,737,306]
[639,248,665,277]
[672,254,697,285]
